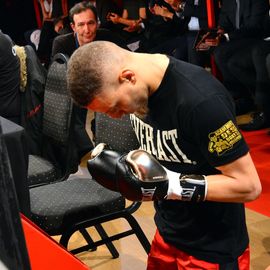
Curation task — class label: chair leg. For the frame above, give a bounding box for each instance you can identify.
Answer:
[123,212,151,254]
[59,230,73,248]
[79,228,97,251]
[95,224,119,258]
[60,227,118,256]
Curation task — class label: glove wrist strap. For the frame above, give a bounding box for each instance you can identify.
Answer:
[166,175,182,200]
[179,175,207,202]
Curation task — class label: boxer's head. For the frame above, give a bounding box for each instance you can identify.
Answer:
[67,41,149,119]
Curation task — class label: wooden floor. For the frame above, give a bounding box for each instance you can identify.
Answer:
[52,203,270,270]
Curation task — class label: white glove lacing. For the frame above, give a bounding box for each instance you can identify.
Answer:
[163,167,182,200]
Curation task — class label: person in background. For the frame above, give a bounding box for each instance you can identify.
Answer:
[67,40,261,270]
[24,0,75,66]
[0,31,21,125]
[52,1,127,162]
[52,1,126,57]
[213,0,269,116]
[235,40,270,132]
[161,0,220,66]
[96,0,123,31]
[107,0,147,49]
[140,0,186,57]
[229,12,270,132]
[37,15,72,67]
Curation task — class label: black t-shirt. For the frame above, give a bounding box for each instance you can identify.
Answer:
[130,57,249,263]
[0,32,21,124]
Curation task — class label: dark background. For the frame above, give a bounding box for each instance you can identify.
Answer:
[0,0,37,44]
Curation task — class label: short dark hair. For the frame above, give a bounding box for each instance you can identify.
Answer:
[69,1,98,24]
[67,41,121,107]
[67,43,104,107]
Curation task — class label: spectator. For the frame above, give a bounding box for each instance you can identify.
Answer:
[96,0,123,31]
[230,13,270,131]
[141,0,187,56]
[107,0,147,49]
[51,1,127,162]
[52,1,127,57]
[39,0,79,20]
[234,41,270,131]
[213,0,269,115]
[163,0,220,66]
[37,15,72,67]
[25,0,75,66]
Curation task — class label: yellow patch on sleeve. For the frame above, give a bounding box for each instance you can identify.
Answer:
[208,120,242,156]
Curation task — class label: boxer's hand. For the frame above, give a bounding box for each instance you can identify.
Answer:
[116,149,169,201]
[88,146,207,202]
[87,143,122,192]
[116,149,207,202]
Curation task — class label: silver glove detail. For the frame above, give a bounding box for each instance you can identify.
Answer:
[126,149,167,182]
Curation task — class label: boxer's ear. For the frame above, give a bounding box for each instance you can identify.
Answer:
[119,69,136,84]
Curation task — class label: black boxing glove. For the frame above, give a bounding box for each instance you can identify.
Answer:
[116,149,207,202]
[87,143,122,191]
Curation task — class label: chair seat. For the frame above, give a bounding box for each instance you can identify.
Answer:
[28,155,60,187]
[30,178,125,235]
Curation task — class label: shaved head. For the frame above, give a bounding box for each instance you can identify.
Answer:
[67,41,127,107]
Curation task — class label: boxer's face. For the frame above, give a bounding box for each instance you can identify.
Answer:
[87,85,148,119]
[71,9,98,46]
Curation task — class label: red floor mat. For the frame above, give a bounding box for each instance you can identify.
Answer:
[242,129,270,217]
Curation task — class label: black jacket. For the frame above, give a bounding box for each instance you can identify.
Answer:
[218,0,269,40]
[21,45,47,155]
[52,28,127,57]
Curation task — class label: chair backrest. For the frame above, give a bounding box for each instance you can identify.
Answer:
[42,53,78,175]
[43,53,72,145]
[93,113,142,213]
[94,113,139,153]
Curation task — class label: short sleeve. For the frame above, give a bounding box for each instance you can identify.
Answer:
[181,95,249,167]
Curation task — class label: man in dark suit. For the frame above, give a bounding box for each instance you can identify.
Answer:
[52,1,126,57]
[213,0,269,115]
[51,1,127,162]
[228,15,270,131]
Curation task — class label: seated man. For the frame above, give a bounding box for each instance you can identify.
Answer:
[52,1,127,57]
[51,1,127,161]
[0,31,21,125]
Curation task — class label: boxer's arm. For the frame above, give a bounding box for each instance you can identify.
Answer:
[88,145,207,202]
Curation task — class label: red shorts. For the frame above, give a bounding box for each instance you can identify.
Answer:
[147,230,250,270]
